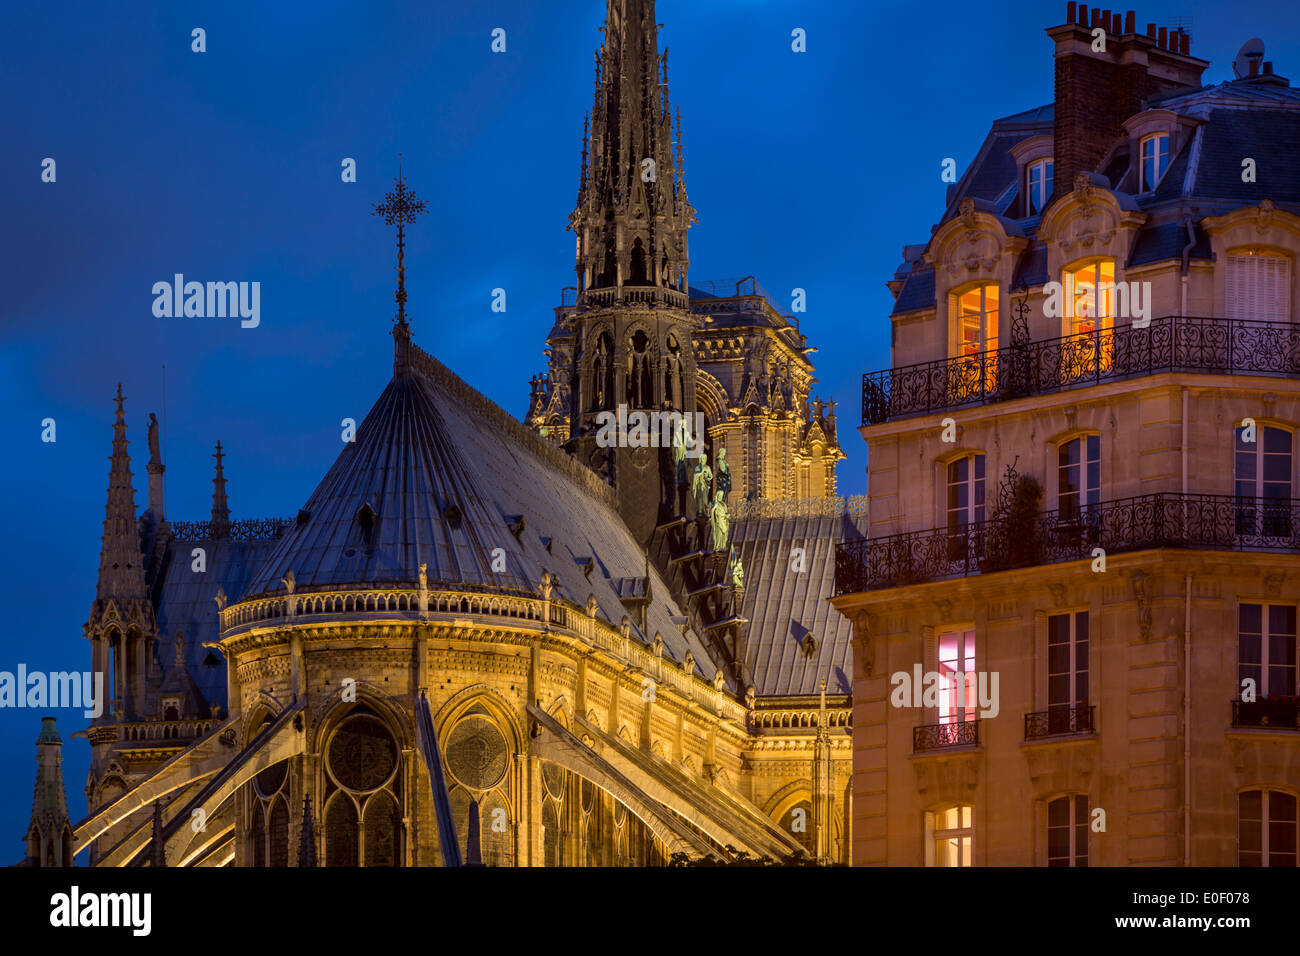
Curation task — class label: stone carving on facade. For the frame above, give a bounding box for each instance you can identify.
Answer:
[1130,570,1152,640]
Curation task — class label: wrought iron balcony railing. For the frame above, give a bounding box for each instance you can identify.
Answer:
[862,315,1300,425]
[834,493,1300,595]
[1024,704,1095,740]
[913,719,980,753]
[1231,697,1300,731]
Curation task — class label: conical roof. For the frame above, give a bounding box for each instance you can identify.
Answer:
[244,368,532,596]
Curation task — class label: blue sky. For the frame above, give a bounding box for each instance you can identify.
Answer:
[2,0,1297,855]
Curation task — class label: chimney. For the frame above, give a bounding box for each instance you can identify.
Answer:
[1049,3,1208,191]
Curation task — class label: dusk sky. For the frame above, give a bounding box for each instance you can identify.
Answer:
[2,0,1297,855]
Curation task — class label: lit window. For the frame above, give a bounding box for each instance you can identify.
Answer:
[1140,133,1170,191]
[929,805,974,866]
[1058,435,1100,520]
[1239,789,1298,867]
[937,630,977,724]
[1239,604,1297,699]
[956,285,1000,357]
[1063,260,1116,337]
[1027,159,1054,215]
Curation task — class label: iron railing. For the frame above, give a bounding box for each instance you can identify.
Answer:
[862,315,1300,425]
[1231,697,1300,731]
[834,493,1300,595]
[168,517,293,541]
[1024,704,1095,740]
[913,719,980,753]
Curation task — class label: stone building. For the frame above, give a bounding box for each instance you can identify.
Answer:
[836,4,1300,866]
[21,0,860,867]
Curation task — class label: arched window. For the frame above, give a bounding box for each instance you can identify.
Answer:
[926,804,974,866]
[1239,789,1298,866]
[322,710,403,867]
[1235,424,1293,540]
[781,799,814,854]
[1047,793,1089,866]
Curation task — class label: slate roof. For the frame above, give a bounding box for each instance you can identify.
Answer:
[731,512,867,696]
[238,345,721,679]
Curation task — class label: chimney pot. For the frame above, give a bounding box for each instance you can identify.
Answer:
[1264,61,1274,75]
[1067,1,1077,23]
[1079,5,1089,27]
[1158,26,1167,48]
[1092,9,1101,27]
[1146,22,1156,39]
[1112,13,1121,34]
[1180,32,1189,55]
[1125,10,1135,34]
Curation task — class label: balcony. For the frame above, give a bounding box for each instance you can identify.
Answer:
[579,285,689,310]
[1231,697,1300,731]
[834,493,1300,595]
[861,315,1300,425]
[913,719,980,753]
[1024,704,1095,740]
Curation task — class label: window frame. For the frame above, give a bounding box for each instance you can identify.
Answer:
[1046,793,1090,866]
[1139,132,1170,192]
[1238,788,1299,867]
[1057,434,1101,521]
[1027,159,1054,216]
[926,804,974,867]
[1238,602,1298,699]
[1047,610,1090,710]
[936,628,978,725]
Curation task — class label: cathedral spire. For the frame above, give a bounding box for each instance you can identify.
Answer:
[25,718,72,867]
[573,0,695,296]
[96,384,148,605]
[211,441,230,534]
[372,158,428,374]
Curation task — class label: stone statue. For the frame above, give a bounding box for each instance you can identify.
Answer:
[666,349,683,408]
[709,491,729,552]
[691,454,713,517]
[592,340,607,409]
[539,571,554,602]
[716,446,732,501]
[745,685,756,710]
[729,546,744,588]
[418,561,428,592]
[281,569,295,595]
[671,415,690,486]
[147,413,161,465]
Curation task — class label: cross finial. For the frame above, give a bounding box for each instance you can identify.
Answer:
[372,156,428,333]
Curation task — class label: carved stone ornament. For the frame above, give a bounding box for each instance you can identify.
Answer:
[1131,570,1152,640]
[1256,199,1276,235]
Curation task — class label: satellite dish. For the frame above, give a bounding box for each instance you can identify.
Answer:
[1233,38,1265,78]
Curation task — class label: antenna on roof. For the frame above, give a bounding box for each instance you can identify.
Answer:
[1233,38,1265,79]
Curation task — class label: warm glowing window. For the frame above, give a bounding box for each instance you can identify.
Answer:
[955,284,999,356]
[1047,794,1089,866]
[1239,789,1298,867]
[946,455,985,531]
[1140,133,1170,191]
[1063,260,1116,336]
[929,805,974,867]
[1027,159,1054,215]
[1239,604,1297,699]
[937,629,977,724]
[1227,252,1291,322]
[1058,434,1100,520]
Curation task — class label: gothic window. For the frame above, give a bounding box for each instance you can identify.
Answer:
[267,796,289,866]
[630,238,647,285]
[1047,794,1089,866]
[1027,159,1054,215]
[926,804,973,866]
[589,331,613,412]
[781,799,814,854]
[1239,789,1298,867]
[322,710,403,866]
[246,714,290,867]
[1139,133,1169,192]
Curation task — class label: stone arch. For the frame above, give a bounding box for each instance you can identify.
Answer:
[433,683,526,757]
[310,684,414,755]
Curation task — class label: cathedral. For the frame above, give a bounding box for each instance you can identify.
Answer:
[21,0,862,868]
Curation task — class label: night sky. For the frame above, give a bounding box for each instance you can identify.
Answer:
[2,0,1296,857]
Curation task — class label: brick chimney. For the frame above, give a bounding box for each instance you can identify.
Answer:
[1049,4,1208,191]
